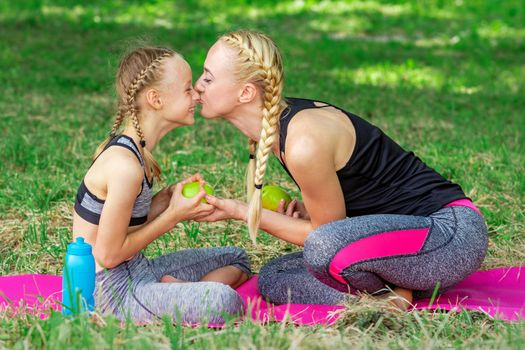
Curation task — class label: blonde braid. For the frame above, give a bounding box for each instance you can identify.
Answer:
[246,140,257,201]
[93,106,126,159]
[125,52,172,181]
[221,31,285,244]
[248,64,284,244]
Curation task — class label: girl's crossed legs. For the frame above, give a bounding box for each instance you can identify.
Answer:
[96,246,251,323]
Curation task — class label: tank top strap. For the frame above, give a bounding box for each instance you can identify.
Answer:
[112,135,145,166]
[90,135,144,167]
[279,97,333,156]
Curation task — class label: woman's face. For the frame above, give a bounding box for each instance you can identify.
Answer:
[195,41,242,119]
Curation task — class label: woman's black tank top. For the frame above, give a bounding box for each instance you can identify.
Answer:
[278,97,467,217]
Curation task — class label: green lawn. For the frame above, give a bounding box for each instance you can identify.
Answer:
[0,0,524,348]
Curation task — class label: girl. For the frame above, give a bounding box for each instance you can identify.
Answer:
[72,47,251,323]
[193,31,488,309]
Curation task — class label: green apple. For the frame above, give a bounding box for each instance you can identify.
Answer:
[261,185,292,212]
[182,181,215,203]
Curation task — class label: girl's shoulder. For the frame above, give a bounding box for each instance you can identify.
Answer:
[88,146,144,184]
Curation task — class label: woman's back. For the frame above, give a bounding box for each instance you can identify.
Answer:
[279,97,467,217]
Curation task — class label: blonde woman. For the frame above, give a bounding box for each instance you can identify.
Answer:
[194,30,488,309]
[73,47,250,323]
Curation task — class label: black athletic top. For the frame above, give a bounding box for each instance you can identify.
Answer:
[278,97,467,217]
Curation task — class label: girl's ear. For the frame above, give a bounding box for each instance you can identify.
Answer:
[239,83,258,103]
[145,88,162,110]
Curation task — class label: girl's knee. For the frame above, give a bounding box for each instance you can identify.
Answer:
[227,246,250,263]
[212,285,244,315]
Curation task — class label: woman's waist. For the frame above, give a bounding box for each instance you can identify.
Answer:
[443,198,481,215]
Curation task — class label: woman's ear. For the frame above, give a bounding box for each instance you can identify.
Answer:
[145,88,162,110]
[239,83,258,103]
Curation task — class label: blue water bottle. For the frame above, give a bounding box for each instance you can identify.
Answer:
[61,237,95,316]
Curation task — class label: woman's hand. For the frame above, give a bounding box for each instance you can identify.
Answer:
[277,199,310,220]
[194,195,246,222]
[162,174,214,224]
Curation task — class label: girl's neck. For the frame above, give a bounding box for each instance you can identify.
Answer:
[121,110,174,153]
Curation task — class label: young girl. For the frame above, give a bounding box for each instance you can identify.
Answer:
[72,47,251,323]
[193,31,488,309]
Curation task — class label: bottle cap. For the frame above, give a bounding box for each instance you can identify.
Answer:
[67,237,93,256]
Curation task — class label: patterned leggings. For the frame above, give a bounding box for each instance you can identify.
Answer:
[95,247,252,323]
[259,203,488,304]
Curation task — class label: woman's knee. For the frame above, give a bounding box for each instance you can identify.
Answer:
[303,223,336,272]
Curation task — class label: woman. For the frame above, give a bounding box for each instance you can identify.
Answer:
[72,46,250,323]
[194,30,488,309]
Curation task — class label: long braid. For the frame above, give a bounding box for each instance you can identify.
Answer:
[221,31,285,244]
[248,65,283,244]
[246,139,257,201]
[93,106,126,159]
[110,106,125,137]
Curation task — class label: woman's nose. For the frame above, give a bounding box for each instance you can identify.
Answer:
[194,76,204,93]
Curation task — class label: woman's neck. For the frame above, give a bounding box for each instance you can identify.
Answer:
[225,103,282,154]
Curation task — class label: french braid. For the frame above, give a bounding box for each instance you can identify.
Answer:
[221,31,285,244]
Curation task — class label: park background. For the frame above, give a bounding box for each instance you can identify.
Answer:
[0,0,523,348]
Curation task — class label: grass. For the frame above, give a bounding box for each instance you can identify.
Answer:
[0,0,524,348]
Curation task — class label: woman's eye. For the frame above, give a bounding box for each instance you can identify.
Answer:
[203,78,211,83]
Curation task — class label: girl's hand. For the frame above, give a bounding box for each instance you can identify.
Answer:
[148,185,175,221]
[164,174,214,222]
[277,199,310,220]
[152,172,204,210]
[194,195,246,222]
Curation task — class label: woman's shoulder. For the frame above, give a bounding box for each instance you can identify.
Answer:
[287,104,356,143]
[284,102,357,170]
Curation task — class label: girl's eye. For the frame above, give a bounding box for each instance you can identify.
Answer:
[203,78,211,83]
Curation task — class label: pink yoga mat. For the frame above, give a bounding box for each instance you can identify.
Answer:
[1,267,524,325]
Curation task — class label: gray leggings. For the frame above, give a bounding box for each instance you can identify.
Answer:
[259,205,488,304]
[95,247,251,323]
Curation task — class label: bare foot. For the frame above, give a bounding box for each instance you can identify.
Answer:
[376,287,413,311]
[160,275,186,283]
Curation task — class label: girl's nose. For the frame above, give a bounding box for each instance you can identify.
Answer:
[191,87,200,100]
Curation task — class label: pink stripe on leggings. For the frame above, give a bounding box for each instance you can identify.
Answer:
[328,228,429,285]
[444,199,481,215]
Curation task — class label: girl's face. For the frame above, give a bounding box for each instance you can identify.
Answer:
[158,56,199,126]
[195,41,242,119]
